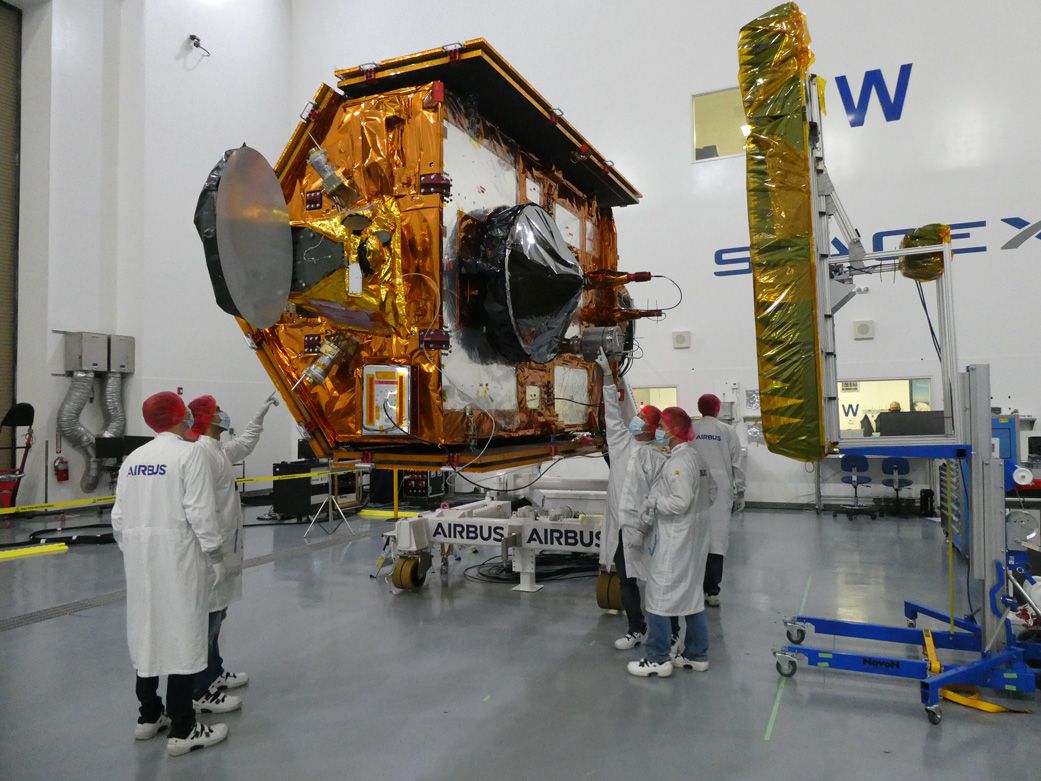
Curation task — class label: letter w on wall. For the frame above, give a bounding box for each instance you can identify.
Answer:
[835,64,913,127]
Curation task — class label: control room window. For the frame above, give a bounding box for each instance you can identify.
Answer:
[692,87,748,161]
[632,387,678,410]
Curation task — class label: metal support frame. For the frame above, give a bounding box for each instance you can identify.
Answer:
[770,71,1040,724]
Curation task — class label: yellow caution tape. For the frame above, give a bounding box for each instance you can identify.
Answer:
[0,543,69,561]
[0,468,363,516]
[0,495,115,517]
[234,470,335,485]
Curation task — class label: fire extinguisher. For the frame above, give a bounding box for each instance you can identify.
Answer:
[53,455,70,483]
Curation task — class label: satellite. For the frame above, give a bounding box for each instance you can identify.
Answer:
[195,40,658,471]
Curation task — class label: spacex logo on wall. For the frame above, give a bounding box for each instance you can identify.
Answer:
[713,219,1041,277]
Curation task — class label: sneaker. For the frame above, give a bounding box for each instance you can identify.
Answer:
[627,658,674,678]
[672,656,710,672]
[214,671,249,690]
[193,687,242,714]
[705,595,721,607]
[670,633,682,656]
[166,721,228,757]
[134,713,171,740]
[614,631,646,650]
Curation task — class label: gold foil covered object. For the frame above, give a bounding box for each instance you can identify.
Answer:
[899,224,950,281]
[738,2,826,462]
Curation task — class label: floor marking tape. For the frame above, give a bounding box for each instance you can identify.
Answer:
[765,573,813,742]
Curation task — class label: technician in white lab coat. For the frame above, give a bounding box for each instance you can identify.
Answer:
[693,393,746,607]
[627,407,712,678]
[111,391,229,756]
[187,393,277,712]
[599,353,664,649]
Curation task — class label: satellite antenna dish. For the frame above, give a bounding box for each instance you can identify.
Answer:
[195,145,293,329]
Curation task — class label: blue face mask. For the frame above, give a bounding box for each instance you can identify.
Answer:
[216,411,231,431]
[655,429,668,445]
[628,417,645,436]
[184,409,194,430]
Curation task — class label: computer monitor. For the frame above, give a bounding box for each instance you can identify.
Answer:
[94,435,153,460]
[875,411,946,437]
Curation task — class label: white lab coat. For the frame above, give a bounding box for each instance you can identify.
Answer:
[692,415,745,557]
[618,441,667,581]
[643,442,710,616]
[197,415,265,611]
[111,432,219,677]
[600,379,640,570]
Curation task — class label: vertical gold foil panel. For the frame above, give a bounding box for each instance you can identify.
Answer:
[739,2,825,462]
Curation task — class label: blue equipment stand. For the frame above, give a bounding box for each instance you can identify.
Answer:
[774,560,1041,724]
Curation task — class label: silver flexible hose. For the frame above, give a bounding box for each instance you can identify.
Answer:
[57,371,102,492]
[101,372,126,438]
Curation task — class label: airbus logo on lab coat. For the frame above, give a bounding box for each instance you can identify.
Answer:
[695,434,722,441]
[125,464,168,476]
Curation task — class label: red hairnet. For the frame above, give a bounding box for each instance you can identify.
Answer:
[142,392,187,433]
[188,395,218,440]
[639,404,661,430]
[697,393,721,417]
[661,406,694,442]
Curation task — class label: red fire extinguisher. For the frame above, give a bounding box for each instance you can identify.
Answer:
[53,455,70,483]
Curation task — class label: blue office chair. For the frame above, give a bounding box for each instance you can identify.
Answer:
[834,454,876,520]
[880,457,912,516]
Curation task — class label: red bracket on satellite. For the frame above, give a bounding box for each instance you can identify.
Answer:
[549,107,564,125]
[424,81,445,109]
[442,43,464,62]
[360,62,378,83]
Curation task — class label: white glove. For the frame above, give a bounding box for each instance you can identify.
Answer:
[732,493,745,514]
[254,394,278,423]
[639,499,657,526]
[211,560,227,588]
[595,348,611,373]
[621,525,646,550]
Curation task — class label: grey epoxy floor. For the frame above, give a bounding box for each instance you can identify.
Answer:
[0,506,1036,780]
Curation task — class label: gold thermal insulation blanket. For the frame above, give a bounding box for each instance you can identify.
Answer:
[738,2,826,462]
[899,223,950,281]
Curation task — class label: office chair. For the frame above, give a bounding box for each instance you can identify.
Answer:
[880,457,912,516]
[834,454,876,520]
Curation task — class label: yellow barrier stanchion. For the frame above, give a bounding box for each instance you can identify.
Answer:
[0,543,69,561]
[392,468,399,520]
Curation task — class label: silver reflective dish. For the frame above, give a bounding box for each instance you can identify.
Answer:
[215,146,293,328]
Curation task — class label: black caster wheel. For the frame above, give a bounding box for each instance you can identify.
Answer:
[907,619,917,628]
[832,511,838,518]
[776,658,797,678]
[926,706,942,725]
[786,626,806,645]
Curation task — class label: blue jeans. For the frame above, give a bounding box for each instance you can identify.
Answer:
[192,608,227,698]
[646,610,708,664]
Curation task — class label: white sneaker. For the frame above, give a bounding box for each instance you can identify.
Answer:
[166,721,228,757]
[193,687,242,714]
[627,658,674,678]
[672,656,710,672]
[215,671,249,690]
[670,632,682,656]
[705,595,721,607]
[134,713,171,740]
[614,631,646,650]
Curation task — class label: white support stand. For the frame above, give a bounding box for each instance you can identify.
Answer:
[511,546,543,593]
